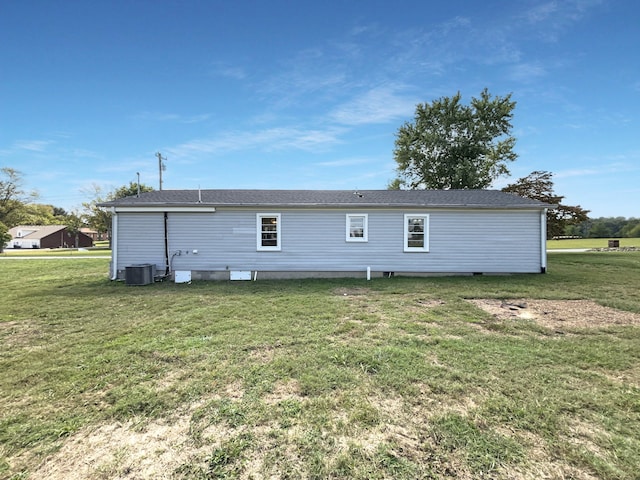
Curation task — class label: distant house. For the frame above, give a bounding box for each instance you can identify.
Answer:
[100,189,553,281]
[7,225,94,249]
[80,227,103,241]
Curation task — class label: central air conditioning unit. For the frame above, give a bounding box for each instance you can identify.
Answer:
[125,264,156,286]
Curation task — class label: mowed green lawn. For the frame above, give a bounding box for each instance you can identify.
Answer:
[1,254,639,479]
[547,238,638,249]
[0,248,110,257]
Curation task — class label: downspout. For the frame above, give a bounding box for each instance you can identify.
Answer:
[540,208,547,273]
[164,212,170,275]
[110,207,118,280]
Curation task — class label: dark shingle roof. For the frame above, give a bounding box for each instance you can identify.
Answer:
[100,189,552,209]
[8,225,66,239]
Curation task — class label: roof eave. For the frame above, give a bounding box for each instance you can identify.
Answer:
[104,202,551,209]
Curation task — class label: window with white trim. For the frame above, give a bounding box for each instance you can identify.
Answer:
[257,213,281,251]
[404,214,429,252]
[346,214,368,242]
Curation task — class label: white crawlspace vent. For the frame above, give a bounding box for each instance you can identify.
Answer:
[174,270,192,283]
[230,271,252,281]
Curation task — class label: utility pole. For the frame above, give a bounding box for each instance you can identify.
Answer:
[136,172,141,197]
[156,152,167,190]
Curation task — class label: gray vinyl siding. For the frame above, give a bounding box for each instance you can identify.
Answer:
[114,207,543,276]
[115,213,166,272]
[428,209,541,273]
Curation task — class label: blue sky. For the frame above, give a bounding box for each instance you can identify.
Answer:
[1,0,638,218]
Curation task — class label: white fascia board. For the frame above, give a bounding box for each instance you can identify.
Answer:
[113,206,217,212]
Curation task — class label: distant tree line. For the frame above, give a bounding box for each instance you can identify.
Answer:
[565,217,640,239]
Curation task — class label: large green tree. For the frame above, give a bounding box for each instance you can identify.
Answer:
[502,170,590,239]
[625,223,640,238]
[19,204,57,225]
[620,219,640,238]
[82,182,154,238]
[111,182,154,199]
[0,221,11,252]
[0,167,39,227]
[391,89,517,190]
[63,211,86,247]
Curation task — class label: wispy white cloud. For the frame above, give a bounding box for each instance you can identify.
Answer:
[0,139,56,157]
[269,127,346,151]
[210,62,247,80]
[555,160,639,179]
[348,23,381,37]
[132,112,212,124]
[520,0,605,41]
[599,112,633,126]
[375,0,603,81]
[13,140,54,152]
[167,125,346,160]
[383,15,522,77]
[524,1,559,23]
[260,61,348,110]
[253,13,525,117]
[562,123,585,130]
[329,85,417,126]
[508,62,547,82]
[315,157,372,168]
[554,167,600,178]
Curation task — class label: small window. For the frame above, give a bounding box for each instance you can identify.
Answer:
[404,214,429,252]
[346,214,368,242]
[257,213,281,251]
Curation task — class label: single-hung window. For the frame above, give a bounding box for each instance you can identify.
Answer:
[257,213,281,251]
[404,214,429,252]
[346,214,368,242]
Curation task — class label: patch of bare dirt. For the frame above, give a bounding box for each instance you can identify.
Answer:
[263,380,304,405]
[0,320,45,349]
[502,431,600,480]
[563,419,611,459]
[248,345,277,364]
[223,380,245,400]
[467,299,640,330]
[30,412,204,480]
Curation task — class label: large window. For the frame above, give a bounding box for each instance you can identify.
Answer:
[346,214,368,242]
[257,213,281,251]
[404,214,429,252]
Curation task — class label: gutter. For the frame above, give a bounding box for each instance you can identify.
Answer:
[164,212,170,276]
[109,203,542,210]
[540,208,548,273]
[110,207,118,280]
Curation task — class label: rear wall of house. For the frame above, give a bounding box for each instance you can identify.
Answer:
[112,207,543,278]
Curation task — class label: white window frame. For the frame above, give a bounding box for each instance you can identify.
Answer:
[346,214,368,242]
[404,214,430,252]
[257,213,281,251]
